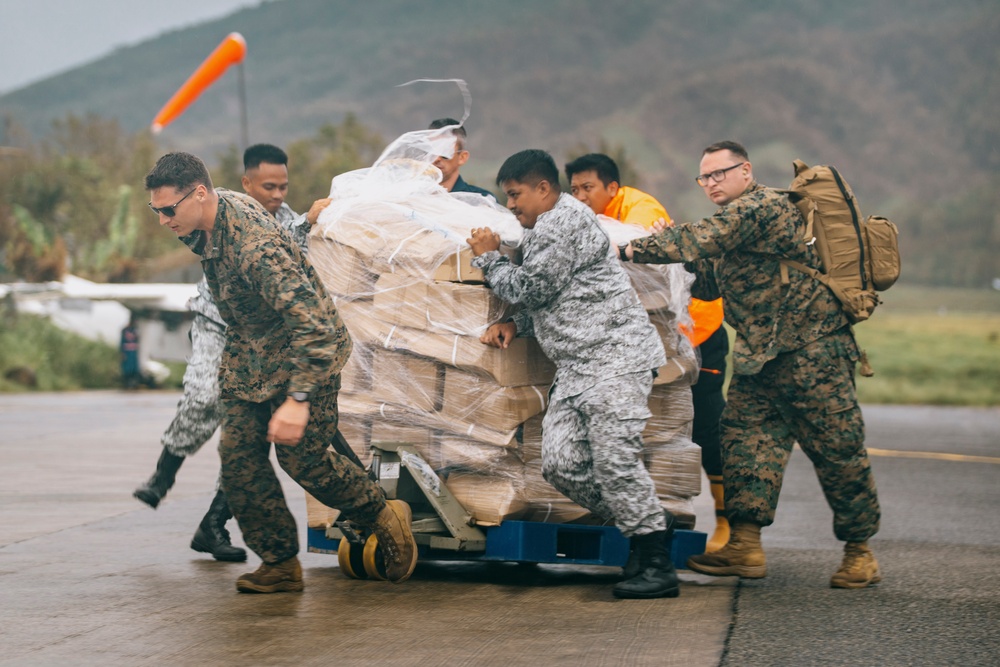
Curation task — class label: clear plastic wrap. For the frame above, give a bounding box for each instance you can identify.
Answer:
[306,129,704,531]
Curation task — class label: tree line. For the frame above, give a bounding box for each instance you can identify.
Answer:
[0,113,384,283]
[1,111,997,288]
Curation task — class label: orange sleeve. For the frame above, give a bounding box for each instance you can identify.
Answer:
[615,187,670,229]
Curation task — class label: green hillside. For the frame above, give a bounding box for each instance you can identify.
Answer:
[1,0,998,286]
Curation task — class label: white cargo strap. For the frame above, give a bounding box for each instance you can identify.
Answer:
[382,325,398,348]
[529,385,547,411]
[387,227,430,268]
[450,244,465,282]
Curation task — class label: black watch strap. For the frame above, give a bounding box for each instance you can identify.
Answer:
[618,243,629,262]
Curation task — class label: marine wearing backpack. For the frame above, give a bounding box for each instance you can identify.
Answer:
[778,160,900,324]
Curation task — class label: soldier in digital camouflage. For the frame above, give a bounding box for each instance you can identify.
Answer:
[468,149,679,600]
[621,140,882,589]
[145,151,417,593]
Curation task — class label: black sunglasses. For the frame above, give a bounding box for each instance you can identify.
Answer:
[148,187,197,217]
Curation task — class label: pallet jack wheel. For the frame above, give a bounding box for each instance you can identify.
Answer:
[338,537,369,579]
[362,533,388,581]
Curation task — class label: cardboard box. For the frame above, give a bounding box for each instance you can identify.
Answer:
[339,304,556,388]
[662,497,696,530]
[428,408,521,449]
[441,367,549,431]
[645,437,702,499]
[431,246,486,283]
[371,349,444,414]
[644,382,694,443]
[371,273,513,336]
[520,414,544,464]
[337,391,380,419]
[357,397,520,449]
[304,492,341,530]
[309,235,379,298]
[428,244,523,283]
[336,415,372,466]
[437,436,527,473]
[370,423,442,469]
[341,346,373,393]
[444,472,528,526]
[650,316,700,387]
[623,263,675,313]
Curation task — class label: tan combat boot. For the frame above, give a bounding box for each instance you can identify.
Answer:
[371,499,418,583]
[830,541,881,589]
[705,476,730,553]
[236,556,304,593]
[687,521,766,578]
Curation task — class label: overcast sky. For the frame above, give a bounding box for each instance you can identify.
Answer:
[0,0,264,94]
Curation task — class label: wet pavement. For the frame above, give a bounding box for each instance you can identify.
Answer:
[1,393,997,666]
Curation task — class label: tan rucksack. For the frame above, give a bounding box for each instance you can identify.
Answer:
[779,160,900,325]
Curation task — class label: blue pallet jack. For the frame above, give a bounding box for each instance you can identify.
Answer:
[307,441,706,579]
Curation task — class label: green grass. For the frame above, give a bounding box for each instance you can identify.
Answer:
[0,313,184,392]
[876,283,1000,314]
[853,312,1000,406]
[719,293,1000,406]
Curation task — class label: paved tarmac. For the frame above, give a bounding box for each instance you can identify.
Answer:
[0,392,997,666]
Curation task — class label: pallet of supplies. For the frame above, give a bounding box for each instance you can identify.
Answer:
[306,128,702,531]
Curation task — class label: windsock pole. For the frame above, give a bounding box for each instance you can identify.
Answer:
[237,61,248,151]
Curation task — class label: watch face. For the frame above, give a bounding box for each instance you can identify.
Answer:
[290,392,309,402]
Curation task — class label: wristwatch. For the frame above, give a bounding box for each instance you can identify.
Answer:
[618,243,630,262]
[289,391,310,403]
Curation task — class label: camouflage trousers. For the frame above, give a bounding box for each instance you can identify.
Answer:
[721,327,880,542]
[542,370,669,537]
[161,314,225,458]
[220,391,386,564]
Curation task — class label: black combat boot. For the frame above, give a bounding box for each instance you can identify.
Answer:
[612,530,681,599]
[133,448,185,508]
[191,489,247,562]
[622,536,641,580]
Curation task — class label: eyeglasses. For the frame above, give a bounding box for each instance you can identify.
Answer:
[695,163,746,187]
[148,187,197,217]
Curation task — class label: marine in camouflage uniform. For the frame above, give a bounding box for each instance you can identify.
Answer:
[181,191,387,561]
[627,142,881,588]
[471,149,678,599]
[133,198,312,563]
[159,202,310,459]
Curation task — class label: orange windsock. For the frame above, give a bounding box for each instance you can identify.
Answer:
[151,32,247,133]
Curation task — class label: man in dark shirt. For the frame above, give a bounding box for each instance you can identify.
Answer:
[144,152,417,593]
[428,118,495,199]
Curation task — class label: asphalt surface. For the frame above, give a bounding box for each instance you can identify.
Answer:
[0,392,997,666]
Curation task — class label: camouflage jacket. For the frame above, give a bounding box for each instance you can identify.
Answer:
[473,193,665,400]
[180,190,351,401]
[275,202,311,254]
[630,182,850,375]
[187,197,310,328]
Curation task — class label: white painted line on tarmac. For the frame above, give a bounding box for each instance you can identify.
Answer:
[866,447,1000,465]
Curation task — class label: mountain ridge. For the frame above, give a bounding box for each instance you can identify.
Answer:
[1,0,997,285]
